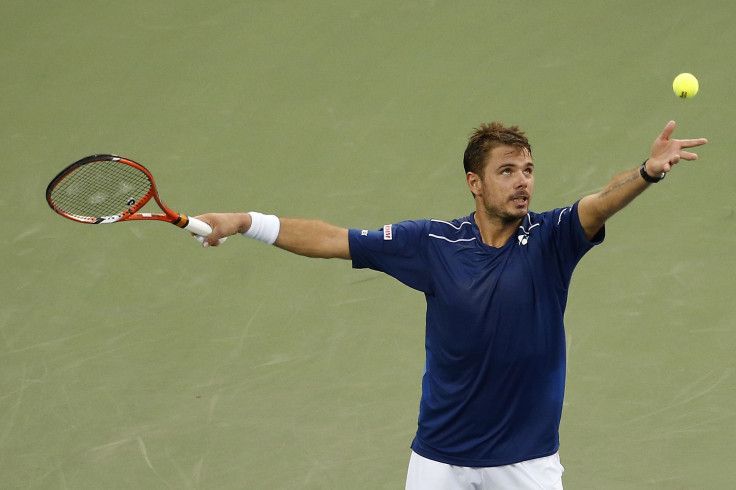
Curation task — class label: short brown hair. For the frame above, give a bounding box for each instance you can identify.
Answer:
[463,122,532,176]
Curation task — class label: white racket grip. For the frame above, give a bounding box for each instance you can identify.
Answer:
[186,216,227,245]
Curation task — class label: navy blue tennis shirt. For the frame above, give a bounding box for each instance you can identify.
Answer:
[348,202,604,467]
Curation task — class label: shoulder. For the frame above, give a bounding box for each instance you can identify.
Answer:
[527,204,580,230]
[526,202,603,251]
[350,216,477,248]
[426,215,477,243]
[428,216,474,232]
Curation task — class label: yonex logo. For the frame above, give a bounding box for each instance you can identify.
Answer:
[518,217,539,245]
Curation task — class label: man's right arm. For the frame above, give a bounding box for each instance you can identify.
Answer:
[577,120,707,241]
[196,212,351,260]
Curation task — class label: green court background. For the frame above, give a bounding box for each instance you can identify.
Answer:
[2,1,735,488]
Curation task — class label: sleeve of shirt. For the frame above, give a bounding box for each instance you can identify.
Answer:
[552,200,605,266]
[348,220,433,294]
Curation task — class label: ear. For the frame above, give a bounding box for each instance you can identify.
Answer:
[466,172,481,197]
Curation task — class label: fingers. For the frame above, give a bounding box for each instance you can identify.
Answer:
[194,213,248,248]
[192,214,225,248]
[651,121,707,169]
[679,137,708,149]
[204,233,228,247]
[202,225,226,248]
[191,230,223,247]
[201,234,216,247]
[672,137,707,162]
[678,150,699,161]
[659,120,677,141]
[659,120,707,147]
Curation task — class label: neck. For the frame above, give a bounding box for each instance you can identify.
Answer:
[474,210,524,248]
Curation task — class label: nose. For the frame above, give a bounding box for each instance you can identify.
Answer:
[515,171,529,189]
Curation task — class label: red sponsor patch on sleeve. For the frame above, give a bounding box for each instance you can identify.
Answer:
[383,224,392,240]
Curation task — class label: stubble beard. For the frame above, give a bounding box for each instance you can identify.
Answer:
[480,196,530,226]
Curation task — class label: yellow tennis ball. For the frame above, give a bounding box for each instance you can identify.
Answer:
[673,73,699,99]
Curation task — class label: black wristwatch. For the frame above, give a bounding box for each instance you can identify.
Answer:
[639,161,666,183]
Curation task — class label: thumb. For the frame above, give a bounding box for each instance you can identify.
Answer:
[659,120,676,141]
[193,230,228,248]
[203,233,228,247]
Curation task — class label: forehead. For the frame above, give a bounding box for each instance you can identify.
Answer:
[486,145,533,167]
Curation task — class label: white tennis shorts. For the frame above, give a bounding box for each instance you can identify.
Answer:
[405,451,564,490]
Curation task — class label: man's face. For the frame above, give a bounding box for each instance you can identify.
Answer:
[467,145,534,223]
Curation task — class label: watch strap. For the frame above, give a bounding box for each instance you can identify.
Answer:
[640,161,665,183]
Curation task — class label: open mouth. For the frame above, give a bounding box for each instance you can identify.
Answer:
[511,193,529,204]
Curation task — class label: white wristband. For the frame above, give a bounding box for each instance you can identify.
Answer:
[242,212,280,245]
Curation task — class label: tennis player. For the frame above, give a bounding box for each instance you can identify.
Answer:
[197,120,706,489]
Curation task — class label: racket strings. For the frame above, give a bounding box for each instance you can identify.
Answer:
[49,160,153,219]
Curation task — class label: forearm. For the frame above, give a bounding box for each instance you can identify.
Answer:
[195,212,351,259]
[591,166,649,220]
[274,217,351,259]
[578,121,707,240]
[578,165,651,239]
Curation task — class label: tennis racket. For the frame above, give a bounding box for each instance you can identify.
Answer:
[46,154,223,243]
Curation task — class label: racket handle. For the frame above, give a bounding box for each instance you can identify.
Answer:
[184,216,227,245]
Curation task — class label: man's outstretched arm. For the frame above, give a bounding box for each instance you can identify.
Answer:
[195,212,351,259]
[578,120,708,241]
